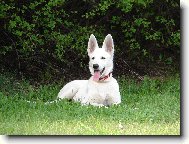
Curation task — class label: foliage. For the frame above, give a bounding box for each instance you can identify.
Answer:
[0,0,180,80]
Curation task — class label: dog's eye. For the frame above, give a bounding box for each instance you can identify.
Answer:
[101,57,106,59]
[92,57,95,60]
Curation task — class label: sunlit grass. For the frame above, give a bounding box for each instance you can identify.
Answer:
[0,73,180,135]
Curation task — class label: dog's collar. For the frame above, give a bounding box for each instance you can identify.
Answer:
[99,72,112,81]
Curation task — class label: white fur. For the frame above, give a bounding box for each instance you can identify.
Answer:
[57,34,121,106]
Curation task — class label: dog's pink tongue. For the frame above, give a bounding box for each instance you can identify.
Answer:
[93,71,100,81]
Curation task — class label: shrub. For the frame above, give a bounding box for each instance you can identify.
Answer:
[0,0,180,81]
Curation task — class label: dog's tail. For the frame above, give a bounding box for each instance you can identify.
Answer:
[26,100,36,104]
[26,99,61,105]
[44,99,60,105]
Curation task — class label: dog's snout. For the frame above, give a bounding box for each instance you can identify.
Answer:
[93,64,99,70]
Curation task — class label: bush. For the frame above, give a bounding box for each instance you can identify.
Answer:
[0,0,180,82]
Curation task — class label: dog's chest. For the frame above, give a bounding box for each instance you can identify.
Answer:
[86,80,114,103]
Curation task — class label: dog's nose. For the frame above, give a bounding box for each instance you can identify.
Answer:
[93,64,99,70]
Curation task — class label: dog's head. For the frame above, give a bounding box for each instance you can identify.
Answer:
[87,34,114,81]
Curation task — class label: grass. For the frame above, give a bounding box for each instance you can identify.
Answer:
[0,73,180,135]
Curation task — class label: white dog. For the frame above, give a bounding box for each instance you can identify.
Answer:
[57,34,121,106]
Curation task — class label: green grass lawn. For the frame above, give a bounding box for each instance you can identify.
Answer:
[0,73,180,135]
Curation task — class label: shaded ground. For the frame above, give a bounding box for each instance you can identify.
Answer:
[0,50,179,85]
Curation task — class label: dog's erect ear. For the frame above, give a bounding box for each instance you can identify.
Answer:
[102,34,114,55]
[87,34,98,54]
